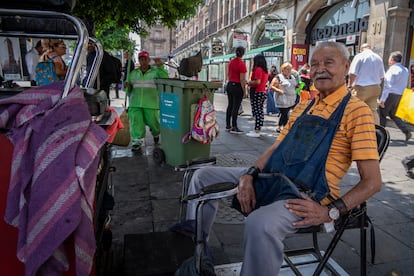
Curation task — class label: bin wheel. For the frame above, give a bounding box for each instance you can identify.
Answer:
[153,148,165,164]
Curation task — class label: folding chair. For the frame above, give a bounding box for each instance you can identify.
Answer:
[182,124,390,275]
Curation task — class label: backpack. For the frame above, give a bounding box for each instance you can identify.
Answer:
[35,56,59,86]
[182,95,219,144]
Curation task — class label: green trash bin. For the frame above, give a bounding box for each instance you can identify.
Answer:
[155,79,222,166]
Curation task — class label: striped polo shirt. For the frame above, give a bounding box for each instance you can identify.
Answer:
[277,84,379,202]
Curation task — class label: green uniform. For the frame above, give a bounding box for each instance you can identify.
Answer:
[127,65,168,146]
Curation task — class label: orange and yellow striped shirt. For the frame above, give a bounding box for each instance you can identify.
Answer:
[277,85,379,202]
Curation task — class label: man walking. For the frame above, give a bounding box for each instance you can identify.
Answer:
[25,40,43,85]
[378,51,411,142]
[348,43,385,124]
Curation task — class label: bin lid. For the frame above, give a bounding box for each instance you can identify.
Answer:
[155,79,222,89]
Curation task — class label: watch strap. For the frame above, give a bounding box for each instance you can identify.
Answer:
[245,166,260,178]
[331,198,348,216]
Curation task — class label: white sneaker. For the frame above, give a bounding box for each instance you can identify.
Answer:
[246,131,260,138]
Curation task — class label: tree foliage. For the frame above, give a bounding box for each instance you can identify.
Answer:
[73,0,203,35]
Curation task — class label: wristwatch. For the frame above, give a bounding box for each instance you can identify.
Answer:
[328,206,340,221]
[245,166,260,178]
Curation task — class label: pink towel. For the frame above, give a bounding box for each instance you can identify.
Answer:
[0,82,108,276]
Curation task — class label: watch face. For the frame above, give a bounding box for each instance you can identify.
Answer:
[329,207,340,220]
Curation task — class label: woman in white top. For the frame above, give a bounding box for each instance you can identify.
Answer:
[269,62,297,132]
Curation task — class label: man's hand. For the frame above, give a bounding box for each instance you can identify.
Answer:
[236,174,256,214]
[285,193,330,227]
[153,57,163,67]
[379,101,385,108]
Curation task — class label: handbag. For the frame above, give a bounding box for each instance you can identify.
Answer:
[111,108,130,146]
[396,88,414,124]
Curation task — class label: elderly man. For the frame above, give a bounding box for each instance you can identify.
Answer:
[348,43,385,124]
[173,41,382,275]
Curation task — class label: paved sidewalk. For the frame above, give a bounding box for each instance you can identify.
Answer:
[108,90,414,275]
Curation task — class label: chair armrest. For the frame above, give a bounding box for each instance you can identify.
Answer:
[183,182,238,202]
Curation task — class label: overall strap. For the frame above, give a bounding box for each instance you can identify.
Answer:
[329,92,351,122]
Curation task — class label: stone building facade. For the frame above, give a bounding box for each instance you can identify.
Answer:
[171,0,413,83]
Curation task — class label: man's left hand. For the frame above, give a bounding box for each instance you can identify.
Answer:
[285,193,330,226]
[153,57,163,67]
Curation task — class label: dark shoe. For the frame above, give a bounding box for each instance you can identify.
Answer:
[225,125,232,131]
[169,220,196,238]
[407,171,414,180]
[131,144,142,152]
[154,136,160,145]
[230,127,244,134]
[405,132,412,142]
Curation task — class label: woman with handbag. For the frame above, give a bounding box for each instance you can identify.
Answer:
[269,62,297,133]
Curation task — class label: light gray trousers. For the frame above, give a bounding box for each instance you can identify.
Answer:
[186,166,300,275]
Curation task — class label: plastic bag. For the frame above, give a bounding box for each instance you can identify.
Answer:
[396,88,414,124]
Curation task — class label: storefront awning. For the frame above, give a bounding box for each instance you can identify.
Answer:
[209,53,236,64]
[243,43,284,59]
[203,43,284,64]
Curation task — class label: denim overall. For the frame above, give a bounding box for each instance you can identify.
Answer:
[233,93,352,212]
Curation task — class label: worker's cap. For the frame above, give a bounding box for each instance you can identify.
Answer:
[138,51,150,58]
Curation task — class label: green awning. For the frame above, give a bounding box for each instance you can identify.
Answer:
[209,53,236,64]
[243,43,284,59]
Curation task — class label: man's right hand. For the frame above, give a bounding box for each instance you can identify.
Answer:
[237,174,256,214]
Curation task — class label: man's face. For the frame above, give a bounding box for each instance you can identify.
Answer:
[87,42,95,53]
[139,56,150,67]
[310,46,350,96]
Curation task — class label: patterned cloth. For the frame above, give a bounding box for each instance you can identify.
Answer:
[0,82,108,276]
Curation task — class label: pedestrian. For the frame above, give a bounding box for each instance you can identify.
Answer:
[125,50,169,151]
[166,55,179,78]
[266,65,279,115]
[269,62,297,133]
[402,155,414,179]
[299,68,312,102]
[299,63,310,74]
[348,43,385,124]
[123,51,135,89]
[25,40,44,85]
[225,46,247,134]
[246,54,269,138]
[113,57,122,99]
[82,42,120,104]
[378,51,411,142]
[172,41,381,275]
[39,39,68,81]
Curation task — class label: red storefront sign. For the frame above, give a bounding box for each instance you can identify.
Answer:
[291,44,309,70]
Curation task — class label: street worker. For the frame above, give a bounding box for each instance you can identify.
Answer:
[125,50,168,151]
[172,41,382,275]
